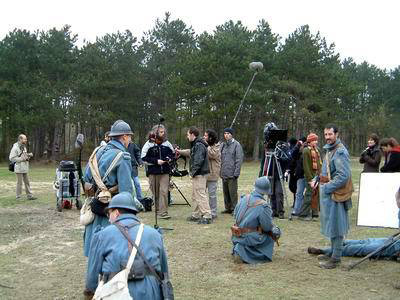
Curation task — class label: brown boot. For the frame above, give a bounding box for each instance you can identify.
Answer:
[307,247,324,255]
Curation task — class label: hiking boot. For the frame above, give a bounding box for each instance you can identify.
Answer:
[308,247,324,255]
[159,213,171,220]
[278,213,285,219]
[187,216,200,222]
[211,215,218,220]
[221,210,232,214]
[197,217,212,224]
[27,196,37,200]
[319,257,341,269]
[317,254,331,261]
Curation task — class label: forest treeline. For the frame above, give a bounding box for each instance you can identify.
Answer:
[0,13,399,161]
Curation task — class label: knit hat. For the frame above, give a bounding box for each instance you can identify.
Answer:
[224,127,234,135]
[307,133,318,143]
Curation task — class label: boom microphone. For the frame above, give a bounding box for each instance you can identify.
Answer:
[249,61,264,72]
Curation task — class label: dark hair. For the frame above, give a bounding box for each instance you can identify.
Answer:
[368,133,379,145]
[105,131,110,136]
[381,137,399,148]
[324,124,338,133]
[288,137,297,146]
[205,129,218,146]
[188,126,200,137]
[300,136,307,143]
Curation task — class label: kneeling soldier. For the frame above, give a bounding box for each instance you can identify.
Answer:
[84,192,171,299]
[231,176,281,264]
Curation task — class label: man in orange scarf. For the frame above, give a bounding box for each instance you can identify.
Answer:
[298,133,322,221]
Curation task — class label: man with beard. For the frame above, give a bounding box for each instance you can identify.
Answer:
[141,125,174,219]
[359,134,382,172]
[316,124,352,269]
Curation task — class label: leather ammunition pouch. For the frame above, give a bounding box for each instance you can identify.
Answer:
[231,224,262,236]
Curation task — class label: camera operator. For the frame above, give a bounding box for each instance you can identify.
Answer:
[259,123,287,219]
[9,134,36,200]
[176,126,213,224]
[141,124,175,219]
[359,134,381,173]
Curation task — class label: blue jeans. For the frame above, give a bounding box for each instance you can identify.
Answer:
[293,178,305,214]
[132,176,143,200]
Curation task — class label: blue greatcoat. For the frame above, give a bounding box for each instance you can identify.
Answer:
[322,238,400,258]
[232,191,275,264]
[86,214,169,299]
[319,139,350,239]
[83,140,134,257]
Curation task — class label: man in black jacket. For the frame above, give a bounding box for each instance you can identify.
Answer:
[177,126,212,224]
[359,134,382,172]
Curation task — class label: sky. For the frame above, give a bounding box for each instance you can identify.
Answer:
[1,0,399,70]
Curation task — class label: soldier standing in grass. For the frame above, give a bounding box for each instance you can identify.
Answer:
[317,124,352,269]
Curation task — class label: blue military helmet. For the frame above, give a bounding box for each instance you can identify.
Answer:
[108,120,134,137]
[106,192,143,213]
[254,176,271,195]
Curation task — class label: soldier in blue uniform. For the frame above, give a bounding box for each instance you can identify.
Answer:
[231,176,281,264]
[83,120,135,257]
[84,192,170,300]
[308,238,400,259]
[317,124,352,269]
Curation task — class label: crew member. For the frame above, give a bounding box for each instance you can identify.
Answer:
[220,127,244,214]
[380,137,400,172]
[141,124,174,219]
[83,120,134,257]
[204,129,221,219]
[359,133,381,172]
[231,176,281,264]
[84,192,170,299]
[177,126,212,224]
[9,134,36,200]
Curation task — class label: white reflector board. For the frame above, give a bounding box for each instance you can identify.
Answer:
[357,173,400,228]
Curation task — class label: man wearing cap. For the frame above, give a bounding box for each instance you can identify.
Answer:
[83,119,135,257]
[298,133,322,221]
[231,176,281,264]
[84,192,170,300]
[220,127,244,214]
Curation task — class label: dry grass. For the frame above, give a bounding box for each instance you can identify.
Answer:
[0,160,399,299]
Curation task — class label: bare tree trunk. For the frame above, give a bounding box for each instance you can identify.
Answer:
[252,111,261,161]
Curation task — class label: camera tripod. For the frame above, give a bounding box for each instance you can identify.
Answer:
[169,178,191,207]
[262,148,292,220]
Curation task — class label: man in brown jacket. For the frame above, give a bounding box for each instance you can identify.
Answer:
[204,129,221,219]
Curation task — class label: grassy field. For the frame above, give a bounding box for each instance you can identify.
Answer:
[0,159,399,299]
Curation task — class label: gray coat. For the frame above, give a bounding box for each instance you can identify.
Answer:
[220,138,243,179]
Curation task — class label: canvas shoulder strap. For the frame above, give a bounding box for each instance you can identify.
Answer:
[235,195,266,225]
[115,223,164,282]
[89,146,123,192]
[114,223,144,271]
[325,143,343,181]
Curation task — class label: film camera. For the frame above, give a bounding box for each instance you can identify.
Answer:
[263,122,291,162]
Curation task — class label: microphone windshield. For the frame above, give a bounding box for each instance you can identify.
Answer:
[249,62,264,71]
[75,134,84,149]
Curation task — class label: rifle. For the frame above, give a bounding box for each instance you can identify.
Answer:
[347,231,400,270]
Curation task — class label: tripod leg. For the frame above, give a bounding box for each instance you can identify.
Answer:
[275,156,291,220]
[172,180,191,207]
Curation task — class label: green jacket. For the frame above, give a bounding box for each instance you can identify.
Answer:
[302,146,321,182]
